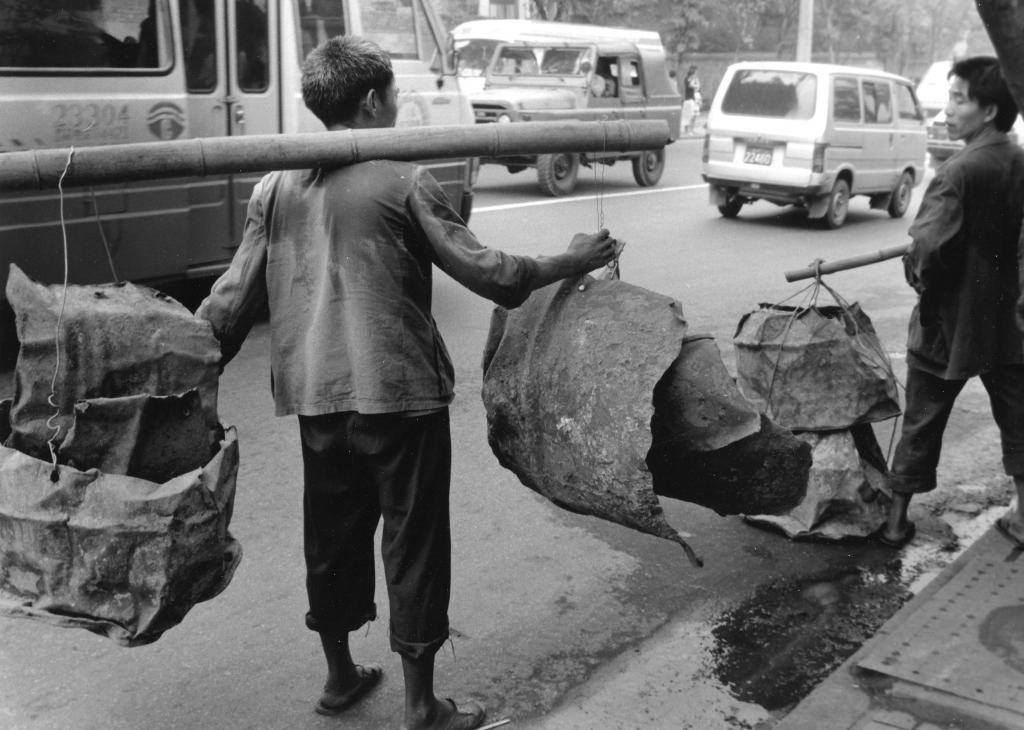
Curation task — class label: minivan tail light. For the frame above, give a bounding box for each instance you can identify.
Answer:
[701,134,710,163]
[812,143,828,173]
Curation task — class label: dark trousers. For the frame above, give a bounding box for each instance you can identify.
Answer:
[298,408,452,660]
[890,364,1024,494]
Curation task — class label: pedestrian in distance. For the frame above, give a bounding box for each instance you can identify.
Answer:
[196,35,622,730]
[681,64,701,135]
[881,56,1024,550]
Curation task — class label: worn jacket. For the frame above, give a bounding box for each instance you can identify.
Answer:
[903,125,1024,379]
[196,160,539,416]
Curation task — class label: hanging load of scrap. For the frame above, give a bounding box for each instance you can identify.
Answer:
[736,276,901,539]
[0,264,241,647]
[481,273,812,567]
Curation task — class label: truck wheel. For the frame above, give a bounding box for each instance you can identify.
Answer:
[536,153,579,196]
[887,171,913,218]
[632,149,665,187]
[820,178,850,229]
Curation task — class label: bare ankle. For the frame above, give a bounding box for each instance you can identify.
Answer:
[405,696,447,729]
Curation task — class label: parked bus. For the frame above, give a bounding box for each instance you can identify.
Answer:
[0,0,476,334]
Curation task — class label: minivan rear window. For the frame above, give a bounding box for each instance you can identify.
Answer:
[721,70,817,119]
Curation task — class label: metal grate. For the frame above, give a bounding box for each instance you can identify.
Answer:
[858,557,1024,716]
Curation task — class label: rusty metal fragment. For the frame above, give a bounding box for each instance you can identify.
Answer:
[646,334,810,515]
[0,424,241,646]
[734,303,900,431]
[5,264,221,463]
[743,425,890,540]
[58,391,216,483]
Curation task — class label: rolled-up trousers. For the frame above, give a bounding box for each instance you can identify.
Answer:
[889,364,1024,494]
[298,408,452,660]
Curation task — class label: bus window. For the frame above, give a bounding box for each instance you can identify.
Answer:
[180,0,216,91]
[360,0,423,60]
[299,0,345,60]
[235,0,268,91]
[0,0,172,71]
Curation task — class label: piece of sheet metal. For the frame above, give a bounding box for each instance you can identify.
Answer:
[483,276,702,565]
[858,556,1024,715]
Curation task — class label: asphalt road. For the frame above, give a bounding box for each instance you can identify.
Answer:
[0,141,1013,729]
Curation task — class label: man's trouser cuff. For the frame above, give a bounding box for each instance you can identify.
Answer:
[389,623,449,660]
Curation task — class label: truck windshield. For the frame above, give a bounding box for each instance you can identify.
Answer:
[721,70,817,120]
[0,0,173,71]
[455,38,498,77]
[491,45,588,77]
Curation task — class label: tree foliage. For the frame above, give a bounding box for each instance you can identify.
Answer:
[444,0,991,74]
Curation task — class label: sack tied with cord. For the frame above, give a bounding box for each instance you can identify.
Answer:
[733,280,901,433]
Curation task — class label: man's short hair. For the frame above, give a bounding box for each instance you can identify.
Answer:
[950,56,1019,132]
[301,36,395,127]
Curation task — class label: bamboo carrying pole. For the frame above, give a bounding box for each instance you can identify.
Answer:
[784,244,909,282]
[0,120,669,192]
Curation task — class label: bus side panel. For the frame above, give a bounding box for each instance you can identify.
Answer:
[0,180,194,284]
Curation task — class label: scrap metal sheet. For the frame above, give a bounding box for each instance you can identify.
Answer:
[482,276,702,565]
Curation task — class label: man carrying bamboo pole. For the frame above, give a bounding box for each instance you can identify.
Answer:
[196,36,621,730]
[881,57,1024,549]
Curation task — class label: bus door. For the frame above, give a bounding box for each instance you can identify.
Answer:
[225,0,277,242]
[178,0,276,272]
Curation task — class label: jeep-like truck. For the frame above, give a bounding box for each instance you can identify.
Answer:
[461,25,681,196]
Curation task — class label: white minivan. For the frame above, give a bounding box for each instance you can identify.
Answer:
[702,62,927,229]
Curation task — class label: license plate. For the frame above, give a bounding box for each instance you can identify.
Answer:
[743,144,773,166]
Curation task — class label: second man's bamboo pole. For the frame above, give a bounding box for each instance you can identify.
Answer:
[784,244,909,282]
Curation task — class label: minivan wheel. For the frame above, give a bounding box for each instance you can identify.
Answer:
[536,153,579,196]
[887,171,914,218]
[821,178,850,229]
[632,149,665,187]
[718,195,744,218]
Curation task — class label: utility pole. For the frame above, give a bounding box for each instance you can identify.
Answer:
[796,0,813,62]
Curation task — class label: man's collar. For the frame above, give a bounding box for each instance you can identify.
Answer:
[964,124,1008,150]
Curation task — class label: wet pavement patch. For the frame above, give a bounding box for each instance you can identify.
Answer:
[708,563,912,711]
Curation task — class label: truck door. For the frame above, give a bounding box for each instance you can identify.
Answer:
[589,55,623,117]
[617,55,647,122]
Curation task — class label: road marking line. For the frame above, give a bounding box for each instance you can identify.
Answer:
[474,184,707,213]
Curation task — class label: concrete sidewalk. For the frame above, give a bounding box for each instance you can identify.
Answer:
[778,521,1024,730]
